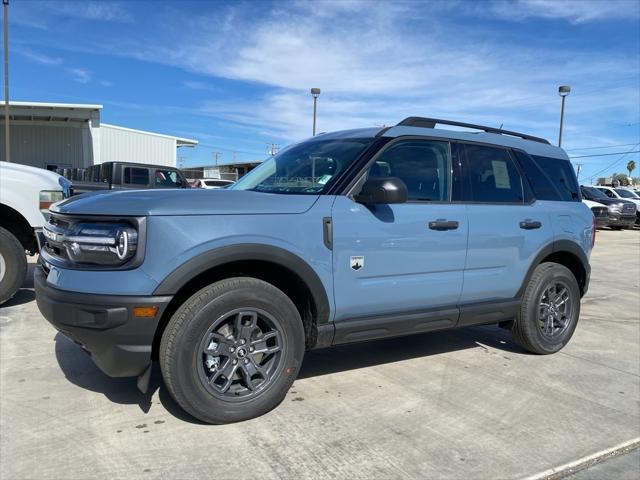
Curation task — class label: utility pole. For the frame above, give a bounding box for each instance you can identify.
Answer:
[3,0,9,162]
[213,151,221,165]
[310,88,321,136]
[575,162,583,179]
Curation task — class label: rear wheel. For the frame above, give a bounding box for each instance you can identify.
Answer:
[160,277,305,424]
[511,262,580,354]
[0,226,27,305]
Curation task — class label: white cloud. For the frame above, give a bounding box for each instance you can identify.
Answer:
[490,0,640,24]
[15,47,62,66]
[100,80,113,87]
[68,68,91,84]
[43,1,133,22]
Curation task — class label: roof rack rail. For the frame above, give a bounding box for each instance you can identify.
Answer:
[396,116,550,145]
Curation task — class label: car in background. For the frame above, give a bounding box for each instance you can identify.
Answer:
[581,186,636,229]
[70,161,190,195]
[582,199,609,228]
[0,162,70,304]
[193,178,235,189]
[597,187,640,224]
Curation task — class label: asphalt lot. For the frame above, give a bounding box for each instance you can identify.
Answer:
[1,229,639,479]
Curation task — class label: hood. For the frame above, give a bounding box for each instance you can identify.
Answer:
[0,161,62,191]
[583,196,635,207]
[582,199,606,209]
[51,188,319,216]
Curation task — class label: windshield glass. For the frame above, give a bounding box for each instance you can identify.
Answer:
[231,138,373,194]
[582,186,608,199]
[615,188,638,198]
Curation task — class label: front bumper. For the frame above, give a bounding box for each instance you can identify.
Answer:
[607,214,636,228]
[35,265,172,378]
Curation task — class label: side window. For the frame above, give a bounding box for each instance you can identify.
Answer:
[123,167,150,185]
[512,150,561,201]
[599,188,615,198]
[155,169,180,188]
[463,144,524,203]
[367,140,450,202]
[531,156,580,201]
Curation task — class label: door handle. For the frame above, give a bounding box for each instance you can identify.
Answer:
[519,219,542,230]
[428,219,459,231]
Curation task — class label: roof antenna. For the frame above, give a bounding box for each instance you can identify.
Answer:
[499,123,504,131]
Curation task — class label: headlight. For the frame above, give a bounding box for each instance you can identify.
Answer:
[45,222,138,266]
[39,190,64,212]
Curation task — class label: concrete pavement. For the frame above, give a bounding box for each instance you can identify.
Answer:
[1,229,638,479]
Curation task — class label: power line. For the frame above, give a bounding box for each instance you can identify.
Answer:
[565,143,640,152]
[570,150,639,158]
[196,142,267,157]
[579,143,640,180]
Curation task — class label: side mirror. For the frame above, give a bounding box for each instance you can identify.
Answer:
[355,177,408,205]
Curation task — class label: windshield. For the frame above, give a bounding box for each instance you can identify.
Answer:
[231,138,373,194]
[582,186,608,199]
[615,188,638,198]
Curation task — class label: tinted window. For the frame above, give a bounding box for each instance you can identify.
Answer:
[531,156,580,201]
[367,140,450,201]
[615,188,639,199]
[512,150,561,201]
[463,144,523,203]
[597,187,616,198]
[155,169,181,188]
[204,180,233,187]
[581,186,608,200]
[124,167,149,185]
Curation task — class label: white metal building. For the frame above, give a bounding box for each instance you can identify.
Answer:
[0,101,197,170]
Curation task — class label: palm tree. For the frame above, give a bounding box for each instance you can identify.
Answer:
[627,160,636,177]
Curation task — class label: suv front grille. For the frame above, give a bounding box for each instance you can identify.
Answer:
[622,204,636,215]
[590,206,608,218]
[43,215,71,262]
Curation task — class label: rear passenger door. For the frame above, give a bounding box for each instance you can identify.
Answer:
[457,143,551,305]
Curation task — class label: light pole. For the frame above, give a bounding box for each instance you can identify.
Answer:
[310,87,320,136]
[558,85,570,147]
[3,0,9,162]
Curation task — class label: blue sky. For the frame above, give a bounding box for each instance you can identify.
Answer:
[8,0,640,182]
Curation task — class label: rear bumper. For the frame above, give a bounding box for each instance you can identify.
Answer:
[34,265,172,377]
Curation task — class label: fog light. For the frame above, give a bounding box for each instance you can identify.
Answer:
[133,306,158,318]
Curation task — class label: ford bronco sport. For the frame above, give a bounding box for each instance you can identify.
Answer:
[35,117,593,424]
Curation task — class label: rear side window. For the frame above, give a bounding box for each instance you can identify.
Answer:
[367,139,450,201]
[124,167,150,185]
[155,169,181,188]
[462,144,524,203]
[512,150,561,201]
[532,156,580,201]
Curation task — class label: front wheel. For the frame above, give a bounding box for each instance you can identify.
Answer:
[159,277,305,424]
[511,262,580,354]
[0,226,28,305]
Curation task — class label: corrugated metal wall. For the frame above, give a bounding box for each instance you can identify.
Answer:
[99,125,176,166]
[0,123,89,168]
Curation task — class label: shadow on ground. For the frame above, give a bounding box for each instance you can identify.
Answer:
[54,323,526,423]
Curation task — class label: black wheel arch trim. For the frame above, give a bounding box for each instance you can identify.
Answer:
[517,240,590,298]
[153,243,331,325]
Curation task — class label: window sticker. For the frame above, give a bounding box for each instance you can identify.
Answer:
[492,160,511,189]
[317,174,332,185]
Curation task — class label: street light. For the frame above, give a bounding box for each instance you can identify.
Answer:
[558,85,571,147]
[310,87,321,136]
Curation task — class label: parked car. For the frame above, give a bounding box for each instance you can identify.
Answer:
[193,178,235,189]
[594,187,640,224]
[581,186,636,229]
[71,161,189,195]
[0,162,70,304]
[582,199,609,228]
[36,116,594,424]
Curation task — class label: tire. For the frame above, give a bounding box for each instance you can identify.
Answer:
[160,277,305,424]
[0,226,28,305]
[511,262,580,354]
[610,226,623,230]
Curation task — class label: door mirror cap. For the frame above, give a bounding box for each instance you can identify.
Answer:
[355,177,408,205]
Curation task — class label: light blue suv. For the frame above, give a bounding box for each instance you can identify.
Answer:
[35,117,594,423]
